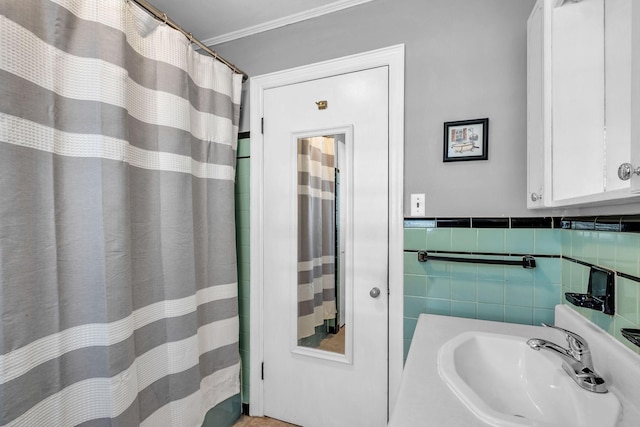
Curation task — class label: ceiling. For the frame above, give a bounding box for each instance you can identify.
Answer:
[143,0,374,46]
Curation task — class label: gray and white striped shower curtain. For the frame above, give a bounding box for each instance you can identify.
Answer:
[0,0,242,425]
[297,136,337,339]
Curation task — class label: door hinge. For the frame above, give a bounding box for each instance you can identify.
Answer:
[261,117,264,134]
[261,362,264,380]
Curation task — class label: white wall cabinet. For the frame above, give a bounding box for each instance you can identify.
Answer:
[527,0,640,209]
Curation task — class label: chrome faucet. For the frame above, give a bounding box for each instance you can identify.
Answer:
[527,323,608,393]
[529,323,594,369]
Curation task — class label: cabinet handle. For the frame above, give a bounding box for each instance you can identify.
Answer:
[530,193,542,202]
[617,163,640,181]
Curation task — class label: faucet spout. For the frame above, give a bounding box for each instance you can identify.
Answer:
[527,338,577,365]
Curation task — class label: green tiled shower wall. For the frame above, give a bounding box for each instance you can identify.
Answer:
[561,229,640,355]
[236,137,251,405]
[201,137,250,426]
[403,223,640,361]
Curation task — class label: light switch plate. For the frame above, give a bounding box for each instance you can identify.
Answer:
[410,193,425,217]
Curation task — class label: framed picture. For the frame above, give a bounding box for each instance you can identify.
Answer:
[443,118,489,162]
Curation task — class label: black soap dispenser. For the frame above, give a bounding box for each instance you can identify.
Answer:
[565,266,615,315]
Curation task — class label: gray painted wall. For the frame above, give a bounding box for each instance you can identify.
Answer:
[213,0,640,217]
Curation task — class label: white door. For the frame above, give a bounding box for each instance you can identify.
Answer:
[262,67,389,427]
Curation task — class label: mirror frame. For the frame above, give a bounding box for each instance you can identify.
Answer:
[289,125,354,364]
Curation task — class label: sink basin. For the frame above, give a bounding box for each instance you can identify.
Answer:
[438,332,621,427]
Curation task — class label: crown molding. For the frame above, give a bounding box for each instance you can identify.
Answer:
[201,0,374,46]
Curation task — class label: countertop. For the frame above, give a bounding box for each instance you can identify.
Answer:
[387,306,640,427]
[388,314,560,426]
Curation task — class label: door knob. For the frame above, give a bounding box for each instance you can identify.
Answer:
[618,163,640,181]
[369,287,381,298]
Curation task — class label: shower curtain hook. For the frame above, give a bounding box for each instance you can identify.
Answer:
[162,13,168,25]
[188,32,193,44]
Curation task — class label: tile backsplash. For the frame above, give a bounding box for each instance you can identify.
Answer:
[403,217,640,361]
[561,227,640,355]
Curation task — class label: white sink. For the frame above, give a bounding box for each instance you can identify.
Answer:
[438,332,622,427]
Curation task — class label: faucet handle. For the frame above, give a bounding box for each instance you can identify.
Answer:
[541,323,589,351]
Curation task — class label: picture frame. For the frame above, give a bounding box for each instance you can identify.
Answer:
[443,118,489,162]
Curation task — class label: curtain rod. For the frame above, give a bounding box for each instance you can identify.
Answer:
[129,0,248,82]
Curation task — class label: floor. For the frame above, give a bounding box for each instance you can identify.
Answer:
[316,325,346,354]
[232,415,298,426]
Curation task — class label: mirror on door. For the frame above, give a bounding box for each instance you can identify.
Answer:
[296,133,346,355]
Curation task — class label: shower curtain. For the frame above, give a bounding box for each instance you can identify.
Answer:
[0,0,243,425]
[297,136,337,340]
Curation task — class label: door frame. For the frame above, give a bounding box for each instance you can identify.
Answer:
[249,44,405,417]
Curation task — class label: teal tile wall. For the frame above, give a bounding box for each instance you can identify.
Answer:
[235,137,251,404]
[202,394,241,427]
[561,229,640,355]
[403,226,562,361]
[404,222,640,361]
[203,137,249,426]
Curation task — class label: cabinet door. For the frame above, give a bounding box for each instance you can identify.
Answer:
[605,0,632,193]
[605,0,640,195]
[527,0,553,208]
[527,0,546,208]
[551,0,605,202]
[631,0,640,194]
